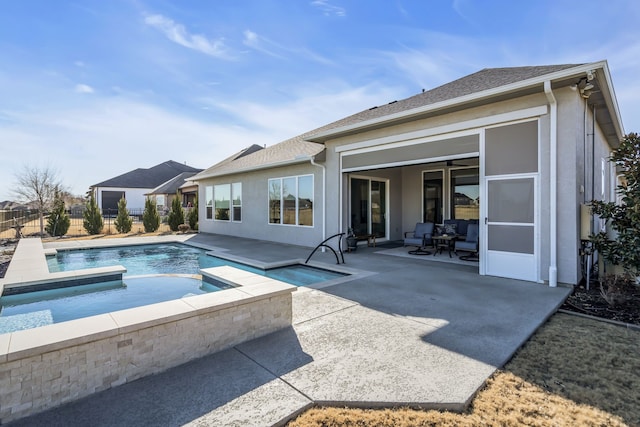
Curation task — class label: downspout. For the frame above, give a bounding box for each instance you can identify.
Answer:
[310,155,326,250]
[544,81,558,287]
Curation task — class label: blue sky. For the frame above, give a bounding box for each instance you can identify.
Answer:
[2,0,640,199]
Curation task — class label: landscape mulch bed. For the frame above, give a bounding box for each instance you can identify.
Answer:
[561,282,640,326]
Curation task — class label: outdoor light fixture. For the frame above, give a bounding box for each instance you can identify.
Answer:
[571,76,595,99]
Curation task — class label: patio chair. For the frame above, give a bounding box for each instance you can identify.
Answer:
[454,223,479,261]
[404,222,434,254]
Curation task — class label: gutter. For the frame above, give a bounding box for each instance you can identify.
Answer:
[309,156,327,248]
[544,81,558,288]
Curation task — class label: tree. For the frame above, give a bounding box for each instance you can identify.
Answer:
[45,189,70,237]
[187,197,198,231]
[13,164,63,236]
[83,193,104,235]
[142,197,160,232]
[590,133,640,277]
[167,194,185,231]
[114,197,133,234]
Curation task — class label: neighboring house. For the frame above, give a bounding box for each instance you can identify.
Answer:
[192,60,623,286]
[91,161,202,211]
[145,171,201,214]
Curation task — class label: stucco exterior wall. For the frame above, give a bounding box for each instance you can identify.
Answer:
[197,163,324,248]
[321,89,603,285]
[326,93,547,232]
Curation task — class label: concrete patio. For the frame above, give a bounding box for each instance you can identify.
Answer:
[8,234,571,426]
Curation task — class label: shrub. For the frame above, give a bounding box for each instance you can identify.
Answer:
[167,195,185,232]
[142,197,160,232]
[187,197,198,231]
[590,132,640,277]
[114,197,133,234]
[83,193,104,235]
[45,190,70,237]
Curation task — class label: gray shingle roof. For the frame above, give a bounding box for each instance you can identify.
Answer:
[195,64,583,178]
[193,141,325,179]
[92,160,202,188]
[309,64,583,133]
[146,171,201,195]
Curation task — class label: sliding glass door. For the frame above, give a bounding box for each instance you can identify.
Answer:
[350,177,387,239]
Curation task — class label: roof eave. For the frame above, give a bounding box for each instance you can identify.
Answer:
[191,157,314,181]
[307,61,623,142]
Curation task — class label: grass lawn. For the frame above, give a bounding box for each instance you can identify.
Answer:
[288,313,640,427]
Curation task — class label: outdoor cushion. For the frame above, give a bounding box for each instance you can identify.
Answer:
[455,223,479,253]
[404,222,434,247]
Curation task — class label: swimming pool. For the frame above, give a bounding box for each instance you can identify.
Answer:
[46,243,345,286]
[0,243,347,333]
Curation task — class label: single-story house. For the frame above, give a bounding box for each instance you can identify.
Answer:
[145,171,201,214]
[192,60,624,286]
[91,160,202,212]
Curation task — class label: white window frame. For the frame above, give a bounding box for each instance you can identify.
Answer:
[211,183,242,222]
[268,174,314,227]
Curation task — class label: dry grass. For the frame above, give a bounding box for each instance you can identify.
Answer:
[288,313,640,427]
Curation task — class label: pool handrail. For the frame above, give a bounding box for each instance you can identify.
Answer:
[305,232,345,265]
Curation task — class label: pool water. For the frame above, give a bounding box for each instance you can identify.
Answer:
[0,277,223,334]
[0,243,347,334]
[46,243,345,286]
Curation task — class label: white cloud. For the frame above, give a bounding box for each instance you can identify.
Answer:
[203,81,399,138]
[75,84,94,94]
[242,30,284,59]
[0,98,274,198]
[310,0,346,17]
[243,29,333,64]
[144,14,230,59]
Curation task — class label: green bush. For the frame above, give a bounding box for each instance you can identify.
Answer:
[167,195,185,232]
[142,197,160,232]
[187,198,198,231]
[114,197,133,234]
[83,194,104,235]
[590,132,640,276]
[45,190,70,237]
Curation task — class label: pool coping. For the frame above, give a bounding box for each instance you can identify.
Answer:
[0,235,369,336]
[33,235,372,291]
[0,238,127,296]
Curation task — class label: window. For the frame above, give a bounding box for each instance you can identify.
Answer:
[232,183,242,222]
[423,171,443,224]
[268,175,313,226]
[214,184,231,221]
[451,168,479,220]
[155,195,165,209]
[205,186,213,220]
[207,183,241,222]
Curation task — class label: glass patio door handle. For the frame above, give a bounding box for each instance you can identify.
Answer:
[485,217,488,224]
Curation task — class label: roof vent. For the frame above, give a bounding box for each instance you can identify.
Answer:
[388,100,397,105]
[368,106,378,110]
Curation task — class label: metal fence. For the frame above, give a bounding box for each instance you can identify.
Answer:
[0,207,193,239]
